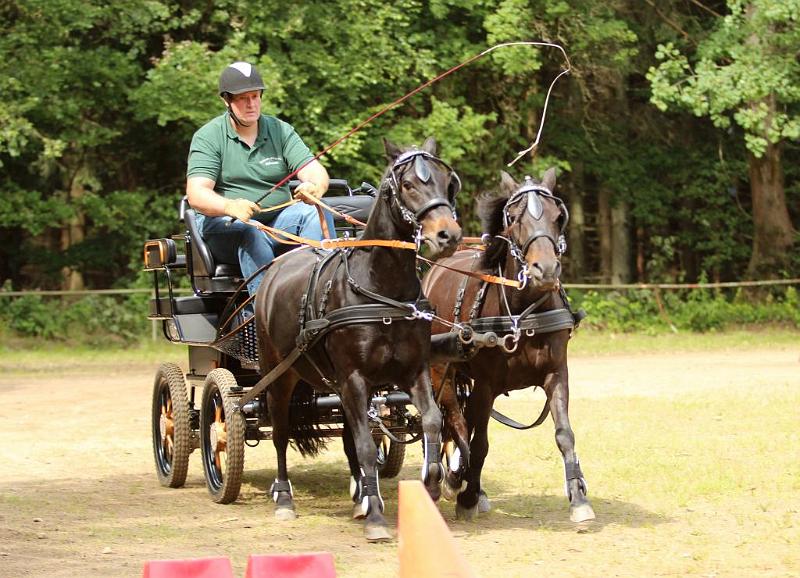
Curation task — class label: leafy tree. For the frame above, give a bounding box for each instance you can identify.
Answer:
[648,0,799,277]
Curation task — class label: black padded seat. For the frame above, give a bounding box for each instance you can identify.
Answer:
[180,197,242,294]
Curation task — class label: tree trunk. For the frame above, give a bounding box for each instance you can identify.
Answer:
[746,142,794,278]
[611,199,632,283]
[566,161,586,282]
[60,165,88,291]
[597,188,612,284]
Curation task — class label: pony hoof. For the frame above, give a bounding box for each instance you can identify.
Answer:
[352,503,366,520]
[275,506,297,521]
[455,503,478,521]
[477,491,491,514]
[364,524,392,542]
[441,481,460,502]
[570,503,596,524]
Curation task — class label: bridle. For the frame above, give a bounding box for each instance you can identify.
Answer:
[384,149,461,230]
[499,177,569,280]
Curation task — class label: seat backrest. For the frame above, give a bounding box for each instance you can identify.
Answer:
[180,197,240,294]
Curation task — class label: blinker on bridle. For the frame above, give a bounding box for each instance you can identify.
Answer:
[502,176,569,259]
[386,149,461,226]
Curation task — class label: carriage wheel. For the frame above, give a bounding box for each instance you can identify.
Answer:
[376,434,406,478]
[200,368,245,504]
[152,363,192,488]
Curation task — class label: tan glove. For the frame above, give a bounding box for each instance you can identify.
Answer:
[223,198,260,222]
[293,181,325,204]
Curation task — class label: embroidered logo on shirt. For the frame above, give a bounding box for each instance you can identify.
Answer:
[259,157,282,166]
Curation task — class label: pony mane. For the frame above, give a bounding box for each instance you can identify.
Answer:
[478,190,512,270]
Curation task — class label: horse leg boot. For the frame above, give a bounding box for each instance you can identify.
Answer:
[408,371,444,501]
[549,377,595,524]
[340,373,391,542]
[267,383,297,521]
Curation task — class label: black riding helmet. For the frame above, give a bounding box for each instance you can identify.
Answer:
[219,62,265,126]
[218,61,266,97]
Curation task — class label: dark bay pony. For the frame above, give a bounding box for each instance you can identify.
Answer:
[422,169,595,524]
[254,138,462,541]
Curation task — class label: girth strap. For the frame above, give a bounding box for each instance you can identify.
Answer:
[470,307,575,335]
[490,398,550,430]
[236,302,431,410]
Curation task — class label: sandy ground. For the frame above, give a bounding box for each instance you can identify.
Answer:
[0,346,798,577]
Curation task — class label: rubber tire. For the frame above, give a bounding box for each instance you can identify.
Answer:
[200,368,245,504]
[152,362,191,488]
[376,434,406,479]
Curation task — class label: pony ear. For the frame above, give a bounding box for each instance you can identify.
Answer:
[383,138,403,161]
[541,167,557,191]
[422,136,438,155]
[500,171,517,194]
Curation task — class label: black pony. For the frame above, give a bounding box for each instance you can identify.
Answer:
[423,169,595,524]
[254,138,462,541]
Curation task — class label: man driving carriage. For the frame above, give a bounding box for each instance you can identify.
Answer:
[186,61,334,300]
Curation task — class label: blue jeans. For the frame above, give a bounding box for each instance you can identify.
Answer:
[199,203,336,297]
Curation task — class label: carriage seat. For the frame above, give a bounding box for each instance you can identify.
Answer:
[181,197,242,294]
[180,181,376,294]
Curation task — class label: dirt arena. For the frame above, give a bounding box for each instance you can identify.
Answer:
[1,343,798,577]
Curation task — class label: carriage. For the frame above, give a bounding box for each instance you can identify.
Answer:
[144,142,594,539]
[144,179,414,504]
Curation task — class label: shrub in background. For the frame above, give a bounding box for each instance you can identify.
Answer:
[0,286,797,345]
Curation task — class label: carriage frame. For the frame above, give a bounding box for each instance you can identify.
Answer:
[145,179,415,502]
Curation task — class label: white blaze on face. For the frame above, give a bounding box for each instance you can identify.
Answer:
[230,61,252,77]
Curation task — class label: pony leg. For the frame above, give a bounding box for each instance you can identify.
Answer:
[456,383,493,520]
[267,379,297,521]
[431,364,469,500]
[407,369,445,501]
[339,371,390,542]
[548,371,595,524]
[342,417,366,519]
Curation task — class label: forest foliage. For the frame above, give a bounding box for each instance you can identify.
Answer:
[1,0,798,291]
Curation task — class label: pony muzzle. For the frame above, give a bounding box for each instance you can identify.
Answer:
[420,211,462,258]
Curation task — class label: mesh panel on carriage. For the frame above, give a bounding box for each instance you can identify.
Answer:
[212,315,260,369]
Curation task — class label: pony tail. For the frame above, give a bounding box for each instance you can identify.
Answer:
[288,381,329,457]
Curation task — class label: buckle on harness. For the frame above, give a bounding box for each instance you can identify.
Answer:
[405,304,434,322]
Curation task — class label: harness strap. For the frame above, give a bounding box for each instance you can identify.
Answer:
[418,255,522,288]
[236,347,305,408]
[235,303,428,409]
[249,219,417,251]
[470,308,575,335]
[490,399,550,430]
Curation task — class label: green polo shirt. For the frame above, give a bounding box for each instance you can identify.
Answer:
[187,112,314,210]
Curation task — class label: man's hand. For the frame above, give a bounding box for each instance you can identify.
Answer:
[223,198,260,222]
[293,181,324,204]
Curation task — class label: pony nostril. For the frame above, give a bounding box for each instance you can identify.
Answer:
[437,230,451,243]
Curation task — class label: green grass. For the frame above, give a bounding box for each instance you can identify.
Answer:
[1,327,797,373]
[569,327,799,356]
[0,339,183,373]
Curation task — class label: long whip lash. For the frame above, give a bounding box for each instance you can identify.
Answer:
[253,41,572,207]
